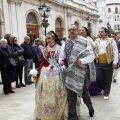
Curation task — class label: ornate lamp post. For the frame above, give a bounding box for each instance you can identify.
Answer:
[86,16,92,35]
[38,3,50,36]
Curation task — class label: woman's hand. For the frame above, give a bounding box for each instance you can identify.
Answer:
[59,61,65,66]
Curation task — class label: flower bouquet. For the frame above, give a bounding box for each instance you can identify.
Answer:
[29,69,38,82]
[67,46,91,72]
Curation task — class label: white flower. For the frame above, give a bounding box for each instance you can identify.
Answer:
[29,69,38,76]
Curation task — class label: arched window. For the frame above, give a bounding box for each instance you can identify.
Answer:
[26,12,39,43]
[114,25,117,30]
[55,18,62,27]
[117,15,119,21]
[55,18,63,37]
[26,13,37,24]
[108,17,111,22]
[115,16,116,21]
[115,7,118,14]
[74,21,79,30]
[108,8,111,13]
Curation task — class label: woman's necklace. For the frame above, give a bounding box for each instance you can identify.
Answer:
[47,44,56,58]
[49,43,56,48]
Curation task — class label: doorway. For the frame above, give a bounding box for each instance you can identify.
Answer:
[27,24,39,43]
[55,18,63,38]
[26,12,39,43]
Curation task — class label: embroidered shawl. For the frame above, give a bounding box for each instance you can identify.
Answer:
[64,36,96,96]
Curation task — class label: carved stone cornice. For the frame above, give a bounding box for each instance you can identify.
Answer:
[7,0,23,6]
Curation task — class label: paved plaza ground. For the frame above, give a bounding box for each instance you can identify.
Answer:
[0,70,120,120]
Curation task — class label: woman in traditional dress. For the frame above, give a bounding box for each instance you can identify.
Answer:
[34,31,66,120]
[79,27,102,96]
[79,27,93,44]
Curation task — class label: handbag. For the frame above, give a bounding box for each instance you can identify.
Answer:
[9,58,17,67]
[16,55,25,65]
[0,48,17,68]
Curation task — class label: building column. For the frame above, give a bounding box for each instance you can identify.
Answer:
[0,21,4,39]
[7,0,23,43]
[64,8,67,37]
[67,12,72,37]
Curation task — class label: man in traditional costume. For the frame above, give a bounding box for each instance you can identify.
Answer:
[94,27,118,100]
[59,25,96,120]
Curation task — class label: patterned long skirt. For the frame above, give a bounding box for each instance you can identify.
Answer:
[34,67,67,120]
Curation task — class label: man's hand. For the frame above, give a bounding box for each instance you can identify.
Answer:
[59,61,65,66]
[113,64,117,68]
[61,65,66,72]
[73,59,81,65]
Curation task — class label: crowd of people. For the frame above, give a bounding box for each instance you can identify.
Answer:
[0,34,43,94]
[0,24,120,120]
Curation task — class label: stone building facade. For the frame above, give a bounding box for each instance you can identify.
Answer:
[106,0,120,35]
[0,0,99,43]
[93,0,120,36]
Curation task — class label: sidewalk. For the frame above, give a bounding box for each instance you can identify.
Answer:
[0,70,120,120]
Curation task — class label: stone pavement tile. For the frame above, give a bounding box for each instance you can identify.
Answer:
[101,100,120,112]
[91,116,111,120]
[7,114,30,120]
[109,117,120,120]
[0,83,35,120]
[79,115,92,120]
[24,115,35,120]
[112,107,120,117]
[0,113,14,120]
[0,70,120,120]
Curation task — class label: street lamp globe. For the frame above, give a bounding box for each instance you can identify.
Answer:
[38,3,50,35]
[38,6,43,16]
[46,7,50,17]
[42,3,47,11]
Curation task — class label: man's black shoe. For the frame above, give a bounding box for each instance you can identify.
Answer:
[89,109,94,117]
[113,79,116,83]
[16,85,21,88]
[9,90,15,93]
[26,83,31,85]
[20,83,26,87]
[4,92,9,95]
